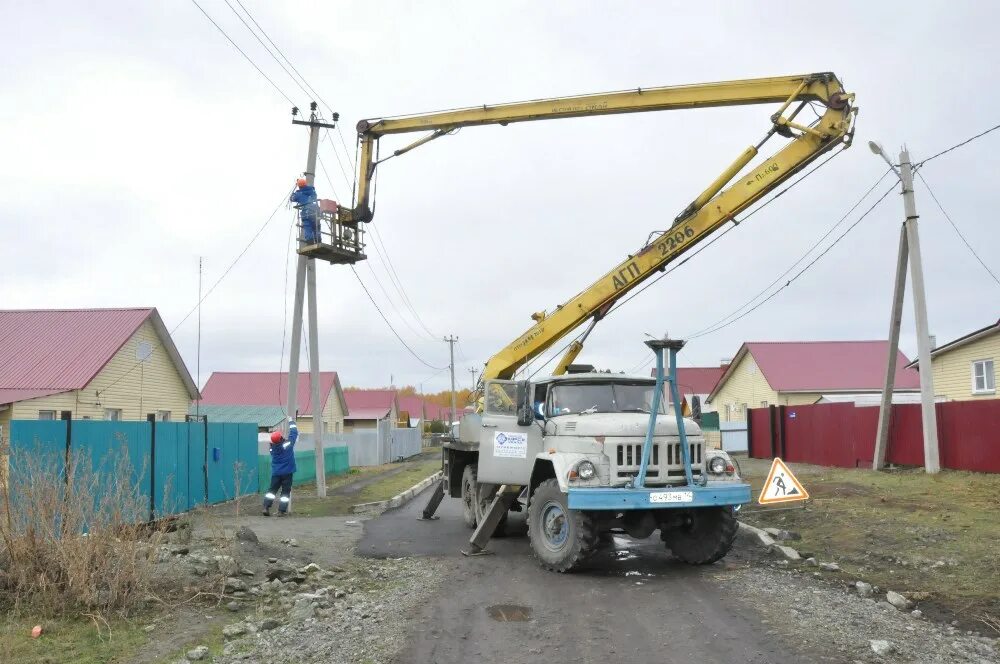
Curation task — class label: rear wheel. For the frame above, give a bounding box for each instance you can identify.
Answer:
[474,477,508,537]
[660,506,738,565]
[460,465,477,529]
[527,479,597,572]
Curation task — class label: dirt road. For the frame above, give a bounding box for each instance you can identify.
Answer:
[361,491,817,664]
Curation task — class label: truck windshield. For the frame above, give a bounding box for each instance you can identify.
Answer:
[548,383,665,416]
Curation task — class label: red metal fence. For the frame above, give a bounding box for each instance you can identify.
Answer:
[747,400,1000,473]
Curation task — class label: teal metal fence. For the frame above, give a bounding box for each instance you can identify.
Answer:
[257,445,351,489]
[7,419,261,520]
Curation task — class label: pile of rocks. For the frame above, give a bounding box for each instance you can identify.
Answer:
[202,555,444,664]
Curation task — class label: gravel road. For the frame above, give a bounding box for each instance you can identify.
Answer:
[361,489,818,664]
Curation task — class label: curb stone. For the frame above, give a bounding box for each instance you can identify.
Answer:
[352,471,443,514]
[738,522,803,560]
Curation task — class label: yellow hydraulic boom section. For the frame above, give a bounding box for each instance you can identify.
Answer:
[335,73,856,380]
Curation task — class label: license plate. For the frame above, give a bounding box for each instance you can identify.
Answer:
[650,490,693,504]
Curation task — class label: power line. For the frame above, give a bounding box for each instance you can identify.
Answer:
[350,266,447,370]
[685,168,893,340]
[222,0,311,103]
[916,170,1000,288]
[916,122,1000,167]
[97,191,291,397]
[688,182,896,340]
[367,220,438,339]
[188,0,296,107]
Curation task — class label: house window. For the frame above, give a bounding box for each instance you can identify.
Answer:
[104,408,122,421]
[760,400,769,408]
[156,410,171,422]
[740,403,748,418]
[38,410,56,420]
[972,359,995,394]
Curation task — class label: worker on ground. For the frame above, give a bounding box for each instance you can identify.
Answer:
[290,177,320,243]
[263,418,298,517]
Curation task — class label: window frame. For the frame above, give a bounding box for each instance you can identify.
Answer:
[104,408,123,421]
[971,359,995,394]
[156,410,171,422]
[38,410,57,420]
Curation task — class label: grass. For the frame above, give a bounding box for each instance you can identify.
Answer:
[291,456,442,517]
[737,455,1000,631]
[0,615,147,664]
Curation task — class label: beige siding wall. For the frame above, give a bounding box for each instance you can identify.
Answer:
[930,333,999,401]
[780,392,824,406]
[11,320,192,421]
[343,419,377,433]
[710,352,779,422]
[323,390,346,434]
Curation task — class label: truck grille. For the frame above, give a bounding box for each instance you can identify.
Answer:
[613,441,702,481]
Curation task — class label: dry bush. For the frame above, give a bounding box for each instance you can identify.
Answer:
[0,439,165,618]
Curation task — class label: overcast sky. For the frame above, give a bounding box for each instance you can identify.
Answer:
[2,1,998,393]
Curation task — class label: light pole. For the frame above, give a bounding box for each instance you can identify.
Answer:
[870,141,940,473]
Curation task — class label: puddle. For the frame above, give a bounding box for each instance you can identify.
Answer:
[486,604,533,622]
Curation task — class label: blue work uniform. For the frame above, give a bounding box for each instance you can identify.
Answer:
[264,421,298,515]
[289,185,320,243]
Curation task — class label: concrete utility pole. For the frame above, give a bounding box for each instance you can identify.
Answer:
[287,103,340,497]
[444,335,458,427]
[468,367,477,391]
[870,143,940,473]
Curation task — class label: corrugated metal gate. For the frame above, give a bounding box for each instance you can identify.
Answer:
[7,419,259,519]
[748,400,1000,472]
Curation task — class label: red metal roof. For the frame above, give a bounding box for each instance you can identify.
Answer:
[345,407,392,420]
[0,308,154,396]
[398,395,428,419]
[650,367,726,399]
[200,372,340,416]
[722,341,920,394]
[344,389,397,412]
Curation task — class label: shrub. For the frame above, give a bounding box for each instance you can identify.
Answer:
[0,440,164,618]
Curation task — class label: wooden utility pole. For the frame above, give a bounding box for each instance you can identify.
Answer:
[871,144,940,473]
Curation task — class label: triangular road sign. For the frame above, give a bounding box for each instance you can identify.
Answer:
[758,458,810,505]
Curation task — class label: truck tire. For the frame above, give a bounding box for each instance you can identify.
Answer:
[462,465,508,535]
[475,477,508,537]
[461,465,477,529]
[527,479,597,572]
[660,506,738,565]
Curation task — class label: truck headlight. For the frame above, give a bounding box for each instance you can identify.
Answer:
[708,456,727,474]
[576,460,596,480]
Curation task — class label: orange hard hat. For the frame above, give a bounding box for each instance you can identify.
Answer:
[296,177,308,187]
[270,431,283,445]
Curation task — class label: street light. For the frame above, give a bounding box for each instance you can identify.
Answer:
[868,140,901,178]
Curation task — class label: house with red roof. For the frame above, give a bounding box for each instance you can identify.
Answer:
[0,308,200,436]
[707,341,921,422]
[199,371,348,435]
[343,389,401,431]
[651,366,727,413]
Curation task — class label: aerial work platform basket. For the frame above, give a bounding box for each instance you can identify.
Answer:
[297,199,367,264]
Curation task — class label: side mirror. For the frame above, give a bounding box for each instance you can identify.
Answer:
[516,380,533,426]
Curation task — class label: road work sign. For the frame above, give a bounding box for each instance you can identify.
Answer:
[758,458,809,505]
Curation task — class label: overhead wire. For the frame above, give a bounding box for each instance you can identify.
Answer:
[916,170,1000,288]
[684,168,893,340]
[350,266,447,370]
[915,122,1000,168]
[97,190,292,397]
[188,0,296,107]
[221,0,312,104]
[687,182,897,340]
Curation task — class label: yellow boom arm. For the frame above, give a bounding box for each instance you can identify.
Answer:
[337,73,855,380]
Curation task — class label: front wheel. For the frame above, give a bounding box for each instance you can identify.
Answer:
[527,479,597,572]
[660,506,738,565]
